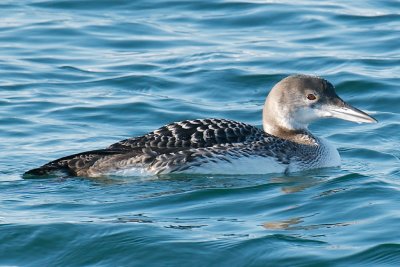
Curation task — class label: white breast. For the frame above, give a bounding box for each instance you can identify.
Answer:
[180,155,287,175]
[287,137,341,172]
[318,137,341,167]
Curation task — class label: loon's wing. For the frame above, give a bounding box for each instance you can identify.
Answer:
[108,118,267,150]
[24,118,269,177]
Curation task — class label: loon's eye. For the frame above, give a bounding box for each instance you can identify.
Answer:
[307,94,316,100]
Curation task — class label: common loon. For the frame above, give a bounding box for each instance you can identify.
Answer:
[24,75,377,178]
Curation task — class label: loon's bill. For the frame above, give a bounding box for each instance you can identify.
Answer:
[24,74,377,178]
[324,103,377,124]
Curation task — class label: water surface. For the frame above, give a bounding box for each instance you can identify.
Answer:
[0,0,400,266]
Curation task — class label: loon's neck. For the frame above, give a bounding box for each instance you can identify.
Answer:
[263,103,318,145]
[264,125,318,146]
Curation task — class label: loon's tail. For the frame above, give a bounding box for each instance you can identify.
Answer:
[24,164,72,177]
[23,149,122,178]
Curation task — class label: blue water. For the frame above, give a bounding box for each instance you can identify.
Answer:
[1,0,400,265]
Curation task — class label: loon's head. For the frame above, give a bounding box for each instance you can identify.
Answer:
[263,75,377,137]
